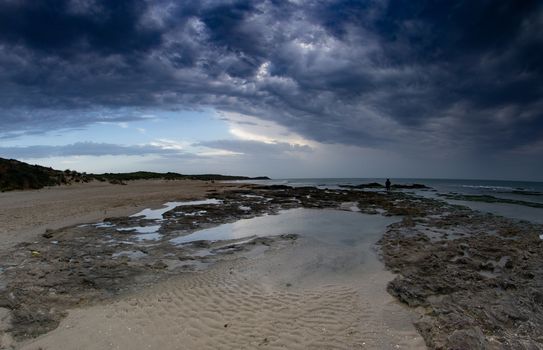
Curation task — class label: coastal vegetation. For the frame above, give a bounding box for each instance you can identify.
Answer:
[0,157,268,192]
[0,158,72,191]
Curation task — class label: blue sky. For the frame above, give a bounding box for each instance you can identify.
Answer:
[0,1,542,180]
[2,109,229,147]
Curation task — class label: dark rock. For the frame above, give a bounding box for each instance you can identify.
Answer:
[511,190,543,196]
[148,261,168,270]
[504,260,514,269]
[339,182,384,189]
[531,291,543,306]
[391,183,430,189]
[253,185,292,190]
[387,278,429,307]
[190,240,211,249]
[480,261,495,270]
[446,327,486,350]
[42,230,54,239]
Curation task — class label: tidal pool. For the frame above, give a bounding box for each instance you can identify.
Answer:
[171,208,397,247]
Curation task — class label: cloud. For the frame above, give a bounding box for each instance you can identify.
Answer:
[221,112,315,147]
[0,0,162,54]
[195,139,312,157]
[0,141,188,159]
[0,0,541,156]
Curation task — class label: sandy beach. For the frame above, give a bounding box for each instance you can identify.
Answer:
[0,180,241,250]
[0,181,424,349]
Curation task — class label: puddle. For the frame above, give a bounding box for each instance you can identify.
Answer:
[117,225,161,234]
[478,270,499,278]
[94,222,115,228]
[241,194,264,199]
[88,199,224,241]
[78,222,115,228]
[130,199,222,220]
[182,210,207,217]
[191,249,214,257]
[116,225,162,241]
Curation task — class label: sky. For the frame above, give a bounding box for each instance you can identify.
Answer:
[0,0,542,180]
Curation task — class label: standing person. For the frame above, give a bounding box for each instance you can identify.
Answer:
[385,178,391,191]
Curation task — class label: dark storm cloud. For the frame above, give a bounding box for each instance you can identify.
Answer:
[0,0,541,153]
[0,0,162,54]
[0,141,183,159]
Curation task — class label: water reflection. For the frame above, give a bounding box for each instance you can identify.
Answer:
[170,208,398,246]
[130,199,222,220]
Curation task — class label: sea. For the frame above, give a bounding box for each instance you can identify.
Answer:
[231,178,543,224]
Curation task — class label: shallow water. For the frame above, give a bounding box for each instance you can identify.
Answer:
[445,199,543,224]
[130,199,222,220]
[171,208,398,248]
[117,225,161,234]
[416,190,543,224]
[91,199,224,242]
[153,207,406,317]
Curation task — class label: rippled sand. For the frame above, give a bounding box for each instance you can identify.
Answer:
[20,220,424,349]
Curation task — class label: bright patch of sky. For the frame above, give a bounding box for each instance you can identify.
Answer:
[2,109,230,148]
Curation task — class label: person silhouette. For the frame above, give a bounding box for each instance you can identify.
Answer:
[385,178,391,191]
